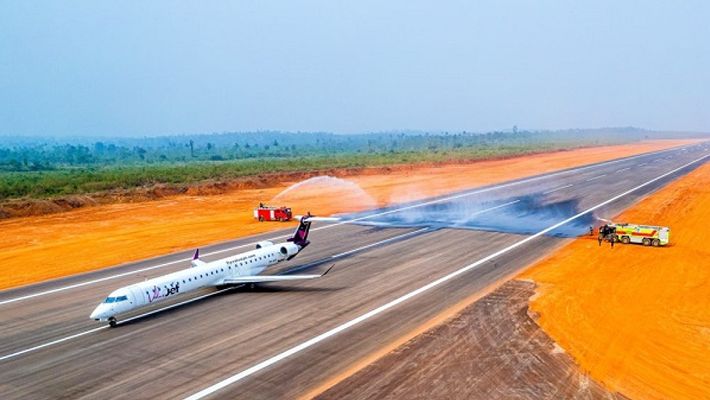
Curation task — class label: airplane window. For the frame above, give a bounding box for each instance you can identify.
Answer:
[183,280,186,284]
[104,297,115,303]
[189,278,192,282]
[221,268,224,272]
[116,296,128,302]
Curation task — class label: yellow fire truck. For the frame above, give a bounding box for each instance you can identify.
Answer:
[609,223,670,246]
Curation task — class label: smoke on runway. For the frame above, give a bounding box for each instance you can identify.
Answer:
[355,194,595,238]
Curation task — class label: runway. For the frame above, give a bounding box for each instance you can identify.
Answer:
[0,142,708,399]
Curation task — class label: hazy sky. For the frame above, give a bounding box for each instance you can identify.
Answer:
[1,1,708,137]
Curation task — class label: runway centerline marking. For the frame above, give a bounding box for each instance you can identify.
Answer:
[616,167,630,173]
[182,153,709,400]
[543,184,573,194]
[328,228,431,260]
[585,174,606,182]
[0,144,696,306]
[285,228,432,275]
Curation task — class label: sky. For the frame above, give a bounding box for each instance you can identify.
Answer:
[1,1,709,137]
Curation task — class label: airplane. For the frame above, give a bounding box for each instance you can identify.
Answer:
[90,215,331,326]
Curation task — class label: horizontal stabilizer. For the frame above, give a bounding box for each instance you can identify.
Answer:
[294,215,341,222]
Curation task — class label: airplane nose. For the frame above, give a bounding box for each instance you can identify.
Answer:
[90,305,104,320]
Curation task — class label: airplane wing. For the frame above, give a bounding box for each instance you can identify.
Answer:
[220,265,334,285]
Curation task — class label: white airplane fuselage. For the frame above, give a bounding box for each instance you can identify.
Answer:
[90,242,297,322]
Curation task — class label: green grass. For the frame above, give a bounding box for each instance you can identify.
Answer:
[0,142,594,201]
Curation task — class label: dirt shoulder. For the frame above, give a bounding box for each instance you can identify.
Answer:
[522,162,710,399]
[0,139,699,290]
[314,280,626,400]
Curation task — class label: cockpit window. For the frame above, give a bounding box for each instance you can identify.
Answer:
[105,295,128,303]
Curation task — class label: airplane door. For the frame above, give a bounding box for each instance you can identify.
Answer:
[129,286,146,307]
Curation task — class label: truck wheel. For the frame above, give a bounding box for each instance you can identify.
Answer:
[652,239,660,247]
[642,238,651,246]
[621,236,630,244]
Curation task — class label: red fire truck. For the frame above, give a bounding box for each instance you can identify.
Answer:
[254,203,293,222]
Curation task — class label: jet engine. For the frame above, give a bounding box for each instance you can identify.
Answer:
[255,240,274,249]
[279,243,300,259]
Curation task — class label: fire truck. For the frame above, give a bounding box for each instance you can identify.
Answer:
[254,204,293,222]
[604,223,670,246]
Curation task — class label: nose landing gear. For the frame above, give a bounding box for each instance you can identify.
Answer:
[108,317,117,327]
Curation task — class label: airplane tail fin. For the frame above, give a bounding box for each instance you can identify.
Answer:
[288,214,312,248]
[191,249,206,268]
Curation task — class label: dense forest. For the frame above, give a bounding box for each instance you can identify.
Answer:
[0,128,693,200]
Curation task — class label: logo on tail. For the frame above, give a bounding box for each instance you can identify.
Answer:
[289,213,312,248]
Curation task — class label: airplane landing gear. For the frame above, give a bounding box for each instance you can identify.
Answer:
[108,317,117,328]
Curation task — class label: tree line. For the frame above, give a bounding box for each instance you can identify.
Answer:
[0,128,652,172]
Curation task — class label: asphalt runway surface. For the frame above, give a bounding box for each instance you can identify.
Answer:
[1,142,708,399]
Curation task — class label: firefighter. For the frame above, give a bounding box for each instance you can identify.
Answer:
[598,224,607,246]
[609,226,616,248]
